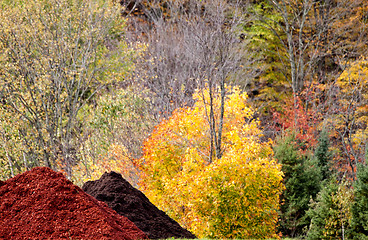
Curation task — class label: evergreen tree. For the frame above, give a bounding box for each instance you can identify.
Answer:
[274,135,321,238]
[349,164,368,239]
[307,179,338,240]
[307,178,353,240]
[313,131,332,181]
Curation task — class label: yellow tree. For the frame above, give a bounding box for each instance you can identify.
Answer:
[330,57,368,179]
[139,86,284,239]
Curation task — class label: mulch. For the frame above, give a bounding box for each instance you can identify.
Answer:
[83,171,197,239]
[0,167,148,240]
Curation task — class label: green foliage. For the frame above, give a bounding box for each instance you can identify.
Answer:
[313,132,333,181]
[72,88,155,186]
[0,0,131,178]
[274,134,321,238]
[244,0,289,111]
[307,178,353,240]
[349,164,368,239]
[307,180,338,240]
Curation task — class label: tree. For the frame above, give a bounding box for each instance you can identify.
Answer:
[72,88,155,186]
[255,0,318,98]
[0,0,128,178]
[127,0,254,149]
[138,86,284,238]
[244,0,290,114]
[258,0,368,93]
[249,0,368,136]
[307,178,353,240]
[274,134,321,237]
[323,57,368,180]
[314,131,333,181]
[349,164,368,239]
[310,0,368,85]
[273,96,321,152]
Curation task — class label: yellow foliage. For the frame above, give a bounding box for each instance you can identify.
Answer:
[338,58,368,91]
[336,57,368,150]
[139,86,284,239]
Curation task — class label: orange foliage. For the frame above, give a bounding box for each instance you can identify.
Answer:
[72,144,139,186]
[273,96,321,153]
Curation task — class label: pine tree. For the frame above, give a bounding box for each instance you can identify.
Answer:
[307,179,339,240]
[274,135,321,238]
[307,178,353,240]
[349,164,368,239]
[313,132,332,181]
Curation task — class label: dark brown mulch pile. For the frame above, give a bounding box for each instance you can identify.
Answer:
[82,171,197,239]
[0,167,148,240]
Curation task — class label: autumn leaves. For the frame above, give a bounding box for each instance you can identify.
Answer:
[138,87,283,238]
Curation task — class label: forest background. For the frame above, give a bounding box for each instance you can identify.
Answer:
[1,0,368,239]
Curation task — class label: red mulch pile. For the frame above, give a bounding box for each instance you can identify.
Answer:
[0,167,148,240]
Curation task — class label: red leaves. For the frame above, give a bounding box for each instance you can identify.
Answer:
[273,96,321,153]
